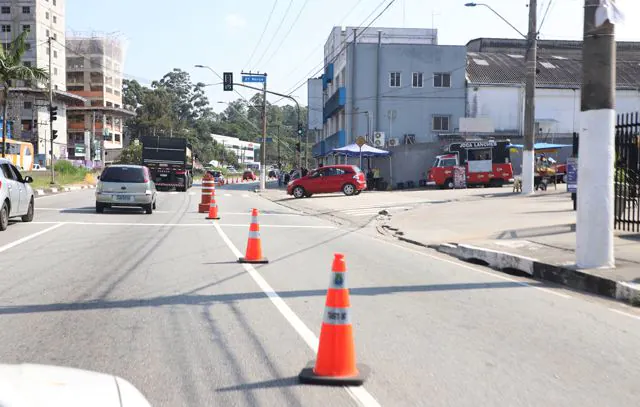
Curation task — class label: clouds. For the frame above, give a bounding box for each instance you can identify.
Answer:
[225,14,247,29]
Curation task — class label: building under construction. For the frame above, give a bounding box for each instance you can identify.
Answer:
[65,32,135,163]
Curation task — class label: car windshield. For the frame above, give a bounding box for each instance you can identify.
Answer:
[100,167,146,183]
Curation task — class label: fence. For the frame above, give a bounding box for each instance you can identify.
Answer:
[614,112,640,232]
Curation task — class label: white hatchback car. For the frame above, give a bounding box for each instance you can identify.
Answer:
[0,158,35,231]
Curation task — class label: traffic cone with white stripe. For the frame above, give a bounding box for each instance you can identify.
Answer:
[238,209,268,264]
[206,188,220,220]
[299,253,369,386]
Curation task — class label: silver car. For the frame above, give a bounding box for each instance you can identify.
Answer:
[96,165,158,214]
[0,158,35,231]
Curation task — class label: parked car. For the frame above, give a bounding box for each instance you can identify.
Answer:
[268,169,279,179]
[286,165,366,198]
[243,170,256,181]
[96,165,157,214]
[0,158,35,231]
[207,170,225,185]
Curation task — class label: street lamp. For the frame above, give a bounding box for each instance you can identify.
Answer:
[465,2,536,195]
[464,3,527,39]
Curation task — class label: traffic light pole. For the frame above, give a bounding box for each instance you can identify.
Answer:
[48,36,55,185]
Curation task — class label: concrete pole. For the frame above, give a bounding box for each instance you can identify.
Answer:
[521,0,537,195]
[260,75,268,191]
[48,36,55,184]
[576,0,616,268]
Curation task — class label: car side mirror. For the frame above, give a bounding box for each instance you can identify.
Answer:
[23,176,33,183]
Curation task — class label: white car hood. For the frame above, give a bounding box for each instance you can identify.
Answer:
[0,364,151,407]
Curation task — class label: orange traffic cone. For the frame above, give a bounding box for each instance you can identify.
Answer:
[206,189,220,220]
[299,253,369,386]
[238,209,268,264]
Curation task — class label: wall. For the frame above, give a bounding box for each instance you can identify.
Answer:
[468,86,640,135]
[363,142,443,187]
[348,43,467,145]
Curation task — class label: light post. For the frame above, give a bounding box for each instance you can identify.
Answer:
[465,2,537,195]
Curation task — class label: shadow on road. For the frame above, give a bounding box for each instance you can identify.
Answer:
[216,377,299,392]
[0,280,543,315]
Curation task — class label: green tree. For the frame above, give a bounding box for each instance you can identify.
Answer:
[0,31,48,157]
[117,142,142,164]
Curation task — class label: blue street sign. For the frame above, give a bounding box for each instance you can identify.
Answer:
[242,75,266,83]
[266,137,273,143]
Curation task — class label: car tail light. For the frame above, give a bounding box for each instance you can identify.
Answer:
[176,170,186,175]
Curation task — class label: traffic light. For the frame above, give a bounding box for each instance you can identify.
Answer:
[52,130,58,140]
[296,141,301,152]
[297,125,303,138]
[49,105,58,121]
[223,72,233,91]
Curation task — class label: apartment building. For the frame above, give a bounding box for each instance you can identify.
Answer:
[310,26,466,158]
[65,34,134,163]
[0,0,84,162]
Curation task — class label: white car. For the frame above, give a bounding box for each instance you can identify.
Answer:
[0,158,35,231]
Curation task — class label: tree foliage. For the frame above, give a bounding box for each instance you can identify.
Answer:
[123,69,308,168]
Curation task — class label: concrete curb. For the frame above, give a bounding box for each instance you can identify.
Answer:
[433,242,640,307]
[34,184,96,197]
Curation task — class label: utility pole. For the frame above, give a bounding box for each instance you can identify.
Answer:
[240,71,269,190]
[576,0,617,268]
[91,111,96,162]
[100,113,106,165]
[276,125,281,168]
[48,36,55,184]
[521,0,537,195]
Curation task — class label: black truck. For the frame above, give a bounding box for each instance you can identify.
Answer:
[140,136,193,191]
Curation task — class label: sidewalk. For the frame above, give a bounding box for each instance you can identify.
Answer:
[34,184,96,197]
[383,189,640,306]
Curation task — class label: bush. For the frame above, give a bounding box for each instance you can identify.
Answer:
[54,160,88,176]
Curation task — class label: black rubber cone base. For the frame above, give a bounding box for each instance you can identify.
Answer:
[238,257,269,264]
[298,361,370,386]
[206,216,220,220]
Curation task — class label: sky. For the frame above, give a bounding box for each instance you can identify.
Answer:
[66,0,640,112]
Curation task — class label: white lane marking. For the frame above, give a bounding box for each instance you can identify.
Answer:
[0,223,65,254]
[188,191,197,196]
[36,208,172,214]
[379,239,572,300]
[610,308,640,321]
[169,191,179,195]
[219,212,303,217]
[30,221,335,229]
[224,194,232,197]
[213,222,381,407]
[242,194,250,198]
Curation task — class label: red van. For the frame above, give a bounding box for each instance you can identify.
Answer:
[287,165,366,198]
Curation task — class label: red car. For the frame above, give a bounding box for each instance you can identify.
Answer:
[287,165,366,198]
[242,170,256,181]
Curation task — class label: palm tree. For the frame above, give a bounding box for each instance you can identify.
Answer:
[0,30,49,157]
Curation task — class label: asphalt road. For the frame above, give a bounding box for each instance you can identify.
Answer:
[0,183,639,406]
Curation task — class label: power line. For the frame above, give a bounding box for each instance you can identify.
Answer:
[281,0,368,80]
[538,0,555,33]
[262,0,311,69]
[244,0,279,70]
[252,0,295,68]
[277,0,397,102]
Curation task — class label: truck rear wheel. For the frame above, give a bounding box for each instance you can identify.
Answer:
[444,178,454,189]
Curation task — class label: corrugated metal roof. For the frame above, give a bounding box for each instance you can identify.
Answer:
[466,52,640,89]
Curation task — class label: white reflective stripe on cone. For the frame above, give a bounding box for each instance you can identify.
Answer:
[247,231,260,239]
[322,306,352,325]
[251,216,259,224]
[329,272,347,289]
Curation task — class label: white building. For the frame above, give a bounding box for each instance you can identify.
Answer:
[210,134,260,166]
[465,38,640,138]
[0,0,84,163]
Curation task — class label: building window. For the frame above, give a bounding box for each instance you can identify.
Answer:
[45,12,49,19]
[23,61,31,67]
[2,25,11,33]
[433,73,451,88]
[46,29,50,37]
[46,47,50,55]
[53,0,57,5]
[53,50,57,58]
[53,67,58,75]
[53,33,57,40]
[432,115,450,132]
[1,6,10,14]
[53,15,57,23]
[24,42,30,50]
[389,72,401,88]
[412,72,423,88]
[22,25,30,32]
[24,101,32,109]
[22,6,30,13]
